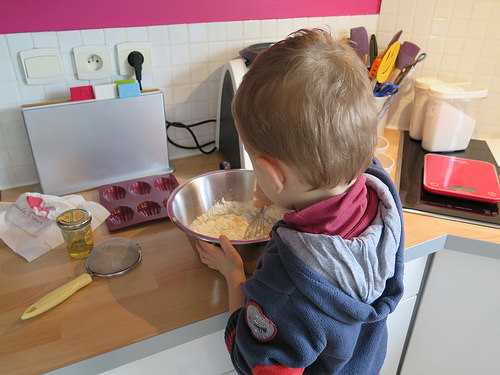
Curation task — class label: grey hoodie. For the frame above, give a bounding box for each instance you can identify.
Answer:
[277,173,402,303]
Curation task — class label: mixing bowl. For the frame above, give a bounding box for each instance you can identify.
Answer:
[166,169,270,272]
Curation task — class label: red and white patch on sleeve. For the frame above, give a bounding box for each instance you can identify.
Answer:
[245,300,277,342]
[225,328,236,351]
[253,365,304,375]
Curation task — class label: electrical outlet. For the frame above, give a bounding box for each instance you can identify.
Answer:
[86,54,104,71]
[73,46,112,80]
[116,42,152,76]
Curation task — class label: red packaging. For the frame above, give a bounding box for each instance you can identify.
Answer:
[70,85,95,101]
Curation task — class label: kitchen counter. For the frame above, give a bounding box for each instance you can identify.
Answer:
[0,129,499,375]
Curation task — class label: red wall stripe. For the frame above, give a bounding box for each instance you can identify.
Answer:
[0,0,381,34]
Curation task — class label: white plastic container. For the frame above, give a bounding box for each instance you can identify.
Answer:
[409,78,441,140]
[375,68,416,136]
[374,96,389,136]
[421,84,488,152]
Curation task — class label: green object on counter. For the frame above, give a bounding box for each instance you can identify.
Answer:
[115,79,136,86]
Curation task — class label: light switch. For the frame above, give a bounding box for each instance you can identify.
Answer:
[20,49,65,85]
[25,56,62,78]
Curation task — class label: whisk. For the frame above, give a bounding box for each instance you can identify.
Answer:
[244,207,267,240]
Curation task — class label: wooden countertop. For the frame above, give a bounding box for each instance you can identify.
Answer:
[0,130,498,375]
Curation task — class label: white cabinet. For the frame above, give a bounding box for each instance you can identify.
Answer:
[380,256,428,375]
[101,330,233,375]
[401,256,427,300]
[400,250,500,374]
[380,296,417,375]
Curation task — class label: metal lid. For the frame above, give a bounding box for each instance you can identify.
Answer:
[56,209,92,230]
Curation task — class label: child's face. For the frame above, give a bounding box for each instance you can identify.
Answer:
[237,123,306,209]
[247,150,306,210]
[250,153,284,207]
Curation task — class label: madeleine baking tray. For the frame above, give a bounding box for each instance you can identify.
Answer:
[98,173,179,231]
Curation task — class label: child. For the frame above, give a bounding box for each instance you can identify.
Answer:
[197,29,404,375]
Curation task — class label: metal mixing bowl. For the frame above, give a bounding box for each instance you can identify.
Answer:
[166,169,269,245]
[166,169,269,274]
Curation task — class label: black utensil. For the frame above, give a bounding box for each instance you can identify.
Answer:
[369,34,378,68]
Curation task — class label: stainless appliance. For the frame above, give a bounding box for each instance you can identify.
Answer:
[215,43,272,170]
[22,91,171,195]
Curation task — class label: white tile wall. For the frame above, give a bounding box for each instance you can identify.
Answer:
[81,29,105,45]
[377,0,500,138]
[0,15,378,190]
[32,32,58,48]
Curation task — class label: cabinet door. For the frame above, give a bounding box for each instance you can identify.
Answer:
[380,296,417,375]
[401,256,427,300]
[101,330,233,375]
[379,256,428,375]
[401,250,500,374]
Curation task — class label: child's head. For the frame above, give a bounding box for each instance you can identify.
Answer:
[233,29,377,209]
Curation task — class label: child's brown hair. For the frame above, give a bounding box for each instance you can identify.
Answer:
[232,29,377,189]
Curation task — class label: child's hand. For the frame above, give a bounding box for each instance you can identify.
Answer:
[196,236,245,282]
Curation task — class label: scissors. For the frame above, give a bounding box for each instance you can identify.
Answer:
[394,53,427,85]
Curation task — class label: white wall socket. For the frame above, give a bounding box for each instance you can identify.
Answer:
[73,46,112,80]
[116,42,152,76]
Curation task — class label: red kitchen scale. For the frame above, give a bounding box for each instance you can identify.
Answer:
[423,154,500,204]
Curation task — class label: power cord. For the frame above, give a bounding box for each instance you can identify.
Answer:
[127,51,144,91]
[166,119,217,155]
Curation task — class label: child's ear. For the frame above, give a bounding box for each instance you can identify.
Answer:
[254,156,286,194]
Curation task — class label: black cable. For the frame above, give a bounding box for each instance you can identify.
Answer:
[166,119,217,155]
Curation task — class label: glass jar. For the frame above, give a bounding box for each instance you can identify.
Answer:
[56,209,94,259]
